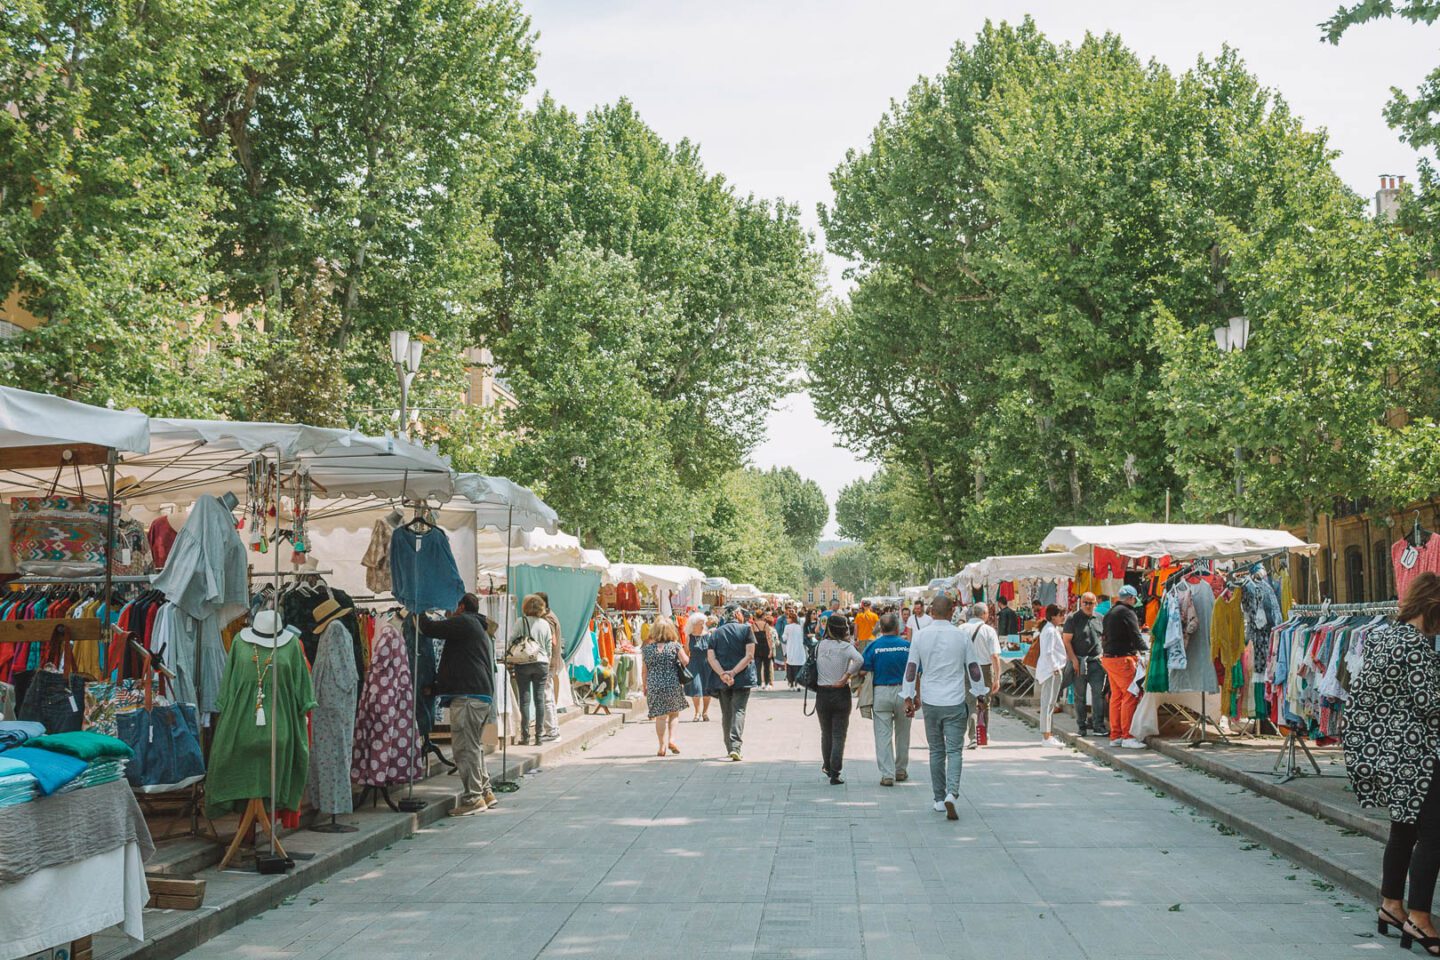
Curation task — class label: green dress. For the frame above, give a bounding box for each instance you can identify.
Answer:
[205,636,316,817]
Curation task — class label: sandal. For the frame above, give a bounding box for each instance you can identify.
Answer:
[1403,919,1440,956]
[1379,906,1407,938]
[668,743,680,755]
[657,748,667,757]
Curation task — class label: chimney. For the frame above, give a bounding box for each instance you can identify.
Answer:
[1377,173,1403,222]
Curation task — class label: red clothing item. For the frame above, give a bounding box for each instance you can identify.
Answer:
[148,516,179,569]
[1394,536,1440,603]
[615,583,639,612]
[997,581,1015,602]
[1093,548,1127,579]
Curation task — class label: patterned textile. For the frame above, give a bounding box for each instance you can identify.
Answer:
[10,497,150,578]
[306,622,359,814]
[1343,622,1440,823]
[351,619,422,786]
[83,679,152,738]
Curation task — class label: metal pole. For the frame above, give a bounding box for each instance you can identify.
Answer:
[397,363,409,439]
[494,503,519,793]
[269,450,281,857]
[102,453,116,649]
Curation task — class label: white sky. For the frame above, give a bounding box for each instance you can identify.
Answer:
[522,0,1436,534]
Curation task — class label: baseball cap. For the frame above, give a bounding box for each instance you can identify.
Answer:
[1118,585,1140,600]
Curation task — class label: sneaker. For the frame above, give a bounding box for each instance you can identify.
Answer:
[895,771,908,782]
[1109,738,1123,747]
[966,739,979,749]
[933,800,948,813]
[1042,736,1064,747]
[943,793,959,820]
[729,750,742,762]
[880,777,895,786]
[541,733,560,743]
[482,791,498,808]
[1121,738,1146,749]
[449,798,488,817]
[829,776,845,785]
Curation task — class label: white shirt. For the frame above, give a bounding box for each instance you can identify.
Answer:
[685,611,708,637]
[1036,621,1068,683]
[783,623,806,664]
[901,620,992,706]
[905,614,933,638]
[965,618,1001,662]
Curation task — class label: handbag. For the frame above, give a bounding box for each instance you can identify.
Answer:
[10,496,151,577]
[503,617,545,665]
[17,625,85,732]
[84,678,150,738]
[676,644,695,687]
[116,656,205,793]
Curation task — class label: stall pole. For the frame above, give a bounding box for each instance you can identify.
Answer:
[397,488,428,814]
[493,502,519,794]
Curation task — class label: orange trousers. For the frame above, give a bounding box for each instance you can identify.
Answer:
[1101,656,1139,740]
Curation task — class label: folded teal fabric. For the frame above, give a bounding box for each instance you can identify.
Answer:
[0,747,87,796]
[0,756,28,778]
[28,731,135,762]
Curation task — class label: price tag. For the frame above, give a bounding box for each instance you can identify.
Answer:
[66,693,77,712]
[1402,544,1420,570]
[120,547,132,565]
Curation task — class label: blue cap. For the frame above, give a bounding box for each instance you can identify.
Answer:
[1118,585,1140,600]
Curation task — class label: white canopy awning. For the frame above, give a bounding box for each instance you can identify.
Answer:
[955,561,984,590]
[476,527,610,576]
[967,552,1085,587]
[451,473,558,533]
[607,563,706,593]
[1041,523,1316,562]
[728,583,762,600]
[0,386,149,453]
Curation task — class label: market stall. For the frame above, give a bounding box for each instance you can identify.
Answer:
[0,387,156,957]
[1041,523,1314,745]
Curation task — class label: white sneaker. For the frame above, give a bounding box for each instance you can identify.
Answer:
[1042,736,1063,747]
[1109,738,1123,747]
[1121,738,1146,749]
[933,800,947,813]
[943,793,958,820]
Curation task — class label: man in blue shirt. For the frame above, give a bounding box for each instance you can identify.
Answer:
[706,606,757,761]
[859,611,912,786]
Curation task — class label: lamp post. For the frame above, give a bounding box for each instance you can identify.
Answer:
[1212,315,1250,523]
[389,330,424,438]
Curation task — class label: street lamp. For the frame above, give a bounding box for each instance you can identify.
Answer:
[1212,316,1250,522]
[389,329,424,437]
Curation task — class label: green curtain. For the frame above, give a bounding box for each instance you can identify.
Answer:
[509,564,601,660]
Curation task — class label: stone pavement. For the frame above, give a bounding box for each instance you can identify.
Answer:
[176,690,1383,960]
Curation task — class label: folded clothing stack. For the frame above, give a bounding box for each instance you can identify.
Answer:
[0,756,37,807]
[0,731,135,797]
[0,720,46,749]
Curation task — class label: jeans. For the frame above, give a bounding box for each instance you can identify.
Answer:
[815,687,852,775]
[1384,773,1440,911]
[923,702,969,801]
[1101,657,1139,740]
[449,698,494,803]
[965,664,993,743]
[542,677,559,738]
[871,685,911,779]
[1038,673,1061,736]
[756,657,773,687]
[1065,656,1109,731]
[717,687,751,753]
[511,662,549,740]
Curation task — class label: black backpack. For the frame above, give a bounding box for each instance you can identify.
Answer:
[796,637,822,715]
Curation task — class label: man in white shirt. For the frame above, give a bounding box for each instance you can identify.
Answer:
[901,594,991,820]
[961,602,1003,748]
[904,601,933,640]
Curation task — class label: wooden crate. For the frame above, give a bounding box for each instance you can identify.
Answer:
[145,875,206,911]
[70,935,93,960]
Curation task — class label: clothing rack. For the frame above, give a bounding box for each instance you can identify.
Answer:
[1264,601,1397,782]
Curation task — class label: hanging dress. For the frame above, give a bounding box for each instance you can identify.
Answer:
[306,621,359,815]
[205,636,316,817]
[351,617,423,786]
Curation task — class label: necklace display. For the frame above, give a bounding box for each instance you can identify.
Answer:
[252,645,275,726]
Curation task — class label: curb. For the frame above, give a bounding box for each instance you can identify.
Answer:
[1000,696,1380,903]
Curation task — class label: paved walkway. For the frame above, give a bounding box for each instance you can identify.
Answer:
[179,691,1378,960]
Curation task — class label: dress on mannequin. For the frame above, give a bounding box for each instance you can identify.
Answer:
[305,620,359,815]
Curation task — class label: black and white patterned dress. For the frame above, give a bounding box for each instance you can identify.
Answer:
[643,641,690,718]
[1343,622,1440,823]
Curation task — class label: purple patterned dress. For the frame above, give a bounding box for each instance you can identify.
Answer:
[350,618,423,786]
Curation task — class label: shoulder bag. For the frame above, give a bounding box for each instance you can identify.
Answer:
[504,616,545,665]
[675,642,695,687]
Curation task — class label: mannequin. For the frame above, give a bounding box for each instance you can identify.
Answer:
[208,610,315,866]
[306,601,359,832]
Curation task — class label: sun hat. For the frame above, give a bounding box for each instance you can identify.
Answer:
[239,610,287,646]
[312,596,353,634]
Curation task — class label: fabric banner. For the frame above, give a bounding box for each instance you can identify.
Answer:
[509,563,601,660]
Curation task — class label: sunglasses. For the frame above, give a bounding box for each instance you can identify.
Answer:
[1081,600,1096,606]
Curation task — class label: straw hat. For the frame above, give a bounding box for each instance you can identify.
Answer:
[312,596,353,634]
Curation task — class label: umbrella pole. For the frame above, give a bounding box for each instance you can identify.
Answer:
[494,502,519,793]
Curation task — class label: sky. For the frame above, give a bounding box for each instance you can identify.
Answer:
[521,0,1438,534]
